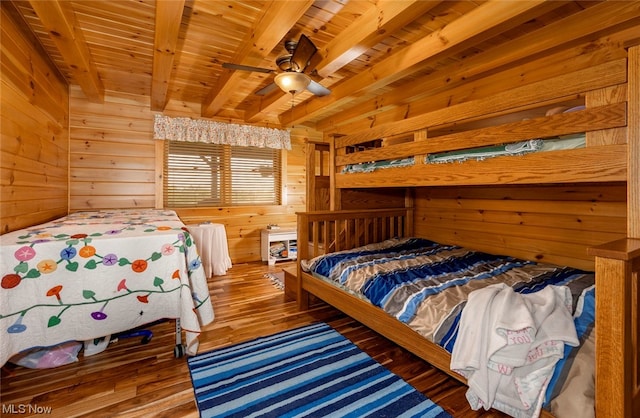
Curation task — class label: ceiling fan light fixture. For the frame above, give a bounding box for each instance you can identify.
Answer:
[274,72,310,95]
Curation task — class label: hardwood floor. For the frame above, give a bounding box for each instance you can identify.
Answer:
[1,261,506,417]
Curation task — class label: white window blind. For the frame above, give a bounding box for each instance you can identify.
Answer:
[164,141,281,207]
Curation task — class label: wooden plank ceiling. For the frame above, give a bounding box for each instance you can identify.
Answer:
[9,0,640,130]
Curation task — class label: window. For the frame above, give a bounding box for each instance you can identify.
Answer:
[163,141,282,207]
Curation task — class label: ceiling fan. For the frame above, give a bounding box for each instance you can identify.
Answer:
[222,34,331,97]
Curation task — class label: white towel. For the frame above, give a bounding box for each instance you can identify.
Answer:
[451,283,578,418]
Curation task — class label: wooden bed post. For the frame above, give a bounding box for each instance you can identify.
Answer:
[628,46,640,239]
[296,211,310,310]
[586,45,640,418]
[404,189,414,237]
[588,240,640,418]
[329,133,342,211]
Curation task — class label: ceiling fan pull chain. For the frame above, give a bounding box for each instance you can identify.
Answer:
[289,92,295,127]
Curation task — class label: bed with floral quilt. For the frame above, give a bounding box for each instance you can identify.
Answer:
[0,209,214,367]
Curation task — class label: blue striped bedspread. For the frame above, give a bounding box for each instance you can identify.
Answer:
[303,237,595,410]
[305,238,594,343]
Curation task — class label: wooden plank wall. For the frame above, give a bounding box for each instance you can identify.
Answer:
[68,86,317,263]
[0,3,69,233]
[340,188,407,210]
[69,86,156,209]
[414,183,627,271]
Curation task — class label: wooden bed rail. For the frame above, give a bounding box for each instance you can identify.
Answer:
[588,238,640,418]
[296,208,412,259]
[336,102,626,168]
[296,208,412,309]
[334,59,627,155]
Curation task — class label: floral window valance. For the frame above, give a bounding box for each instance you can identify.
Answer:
[153,114,291,150]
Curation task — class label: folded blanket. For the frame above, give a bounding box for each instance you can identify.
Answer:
[341,157,414,173]
[451,283,579,418]
[426,139,543,164]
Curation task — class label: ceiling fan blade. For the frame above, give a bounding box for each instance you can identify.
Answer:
[290,34,317,72]
[255,82,279,96]
[222,63,274,73]
[306,80,331,96]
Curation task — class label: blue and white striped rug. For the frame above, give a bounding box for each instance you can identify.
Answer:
[188,322,452,418]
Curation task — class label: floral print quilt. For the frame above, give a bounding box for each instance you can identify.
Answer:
[0,209,214,366]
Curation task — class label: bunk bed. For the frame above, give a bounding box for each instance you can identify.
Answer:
[296,46,640,418]
[0,209,215,367]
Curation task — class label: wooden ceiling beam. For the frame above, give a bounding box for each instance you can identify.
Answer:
[315,0,442,78]
[244,0,442,124]
[244,91,290,124]
[150,0,185,111]
[317,1,640,132]
[278,0,553,127]
[201,0,314,118]
[28,0,104,103]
